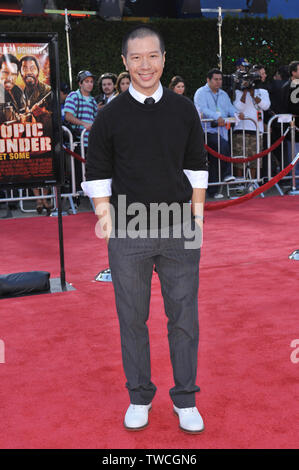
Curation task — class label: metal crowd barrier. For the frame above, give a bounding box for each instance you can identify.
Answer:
[0,126,91,216]
[58,126,94,213]
[201,116,263,198]
[1,116,298,215]
[267,114,298,195]
[79,127,87,187]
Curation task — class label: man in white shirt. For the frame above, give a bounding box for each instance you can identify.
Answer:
[233,80,270,179]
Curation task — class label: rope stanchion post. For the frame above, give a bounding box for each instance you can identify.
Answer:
[288,156,299,255]
[62,125,77,195]
[80,128,87,186]
[63,133,96,212]
[290,120,297,192]
[266,114,289,196]
[256,123,261,182]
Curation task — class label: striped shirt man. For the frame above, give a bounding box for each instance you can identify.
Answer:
[64,89,98,147]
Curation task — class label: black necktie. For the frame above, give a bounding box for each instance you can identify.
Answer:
[144,97,155,105]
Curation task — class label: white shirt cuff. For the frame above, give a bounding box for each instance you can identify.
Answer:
[81,179,112,198]
[184,170,209,189]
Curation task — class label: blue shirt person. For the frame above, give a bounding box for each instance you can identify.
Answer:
[194,68,238,198]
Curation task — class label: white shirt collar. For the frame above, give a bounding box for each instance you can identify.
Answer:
[129,82,163,104]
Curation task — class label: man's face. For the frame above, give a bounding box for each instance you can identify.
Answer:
[21,59,39,87]
[0,62,18,91]
[122,34,165,96]
[207,74,222,92]
[292,65,299,80]
[259,68,267,82]
[102,78,115,97]
[80,77,94,95]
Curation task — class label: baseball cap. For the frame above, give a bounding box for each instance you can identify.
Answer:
[60,82,70,94]
[77,70,95,82]
[236,58,249,66]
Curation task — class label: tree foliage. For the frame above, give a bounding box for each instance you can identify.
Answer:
[0,15,298,97]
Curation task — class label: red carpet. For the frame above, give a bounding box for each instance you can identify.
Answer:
[0,195,299,449]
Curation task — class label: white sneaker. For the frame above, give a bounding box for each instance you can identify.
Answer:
[124,403,152,430]
[173,405,204,433]
[224,175,236,183]
[213,193,224,199]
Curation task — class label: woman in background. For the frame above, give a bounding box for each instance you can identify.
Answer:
[116,71,131,94]
[169,75,186,95]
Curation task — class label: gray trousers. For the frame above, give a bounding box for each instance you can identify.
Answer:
[108,226,201,408]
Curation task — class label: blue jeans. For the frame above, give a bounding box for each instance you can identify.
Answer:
[207,133,232,196]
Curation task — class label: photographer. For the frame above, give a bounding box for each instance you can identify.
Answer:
[233,71,270,181]
[194,68,236,199]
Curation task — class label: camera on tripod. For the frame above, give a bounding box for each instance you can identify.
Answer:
[223,62,261,91]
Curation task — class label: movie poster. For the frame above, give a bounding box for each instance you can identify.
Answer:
[0,34,63,187]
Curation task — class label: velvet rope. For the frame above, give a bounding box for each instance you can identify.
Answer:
[205,160,294,211]
[63,143,293,212]
[66,135,285,166]
[204,134,285,164]
[63,146,86,164]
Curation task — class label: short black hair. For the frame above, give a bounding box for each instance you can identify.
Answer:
[289,61,299,77]
[122,25,165,58]
[252,64,265,71]
[277,65,289,81]
[97,72,117,93]
[20,55,40,73]
[207,68,223,80]
[0,53,20,71]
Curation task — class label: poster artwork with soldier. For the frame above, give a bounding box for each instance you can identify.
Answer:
[0,42,55,185]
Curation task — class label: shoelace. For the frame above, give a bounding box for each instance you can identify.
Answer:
[180,407,197,413]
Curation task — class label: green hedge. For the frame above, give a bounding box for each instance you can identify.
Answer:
[1,16,299,98]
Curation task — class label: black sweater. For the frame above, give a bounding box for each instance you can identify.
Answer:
[86,88,208,209]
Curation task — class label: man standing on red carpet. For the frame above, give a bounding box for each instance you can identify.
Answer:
[81,25,208,434]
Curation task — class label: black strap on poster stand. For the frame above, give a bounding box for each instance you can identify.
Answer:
[56,185,66,290]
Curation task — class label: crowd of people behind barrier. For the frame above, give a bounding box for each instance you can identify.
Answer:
[1,52,299,214]
[60,58,299,205]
